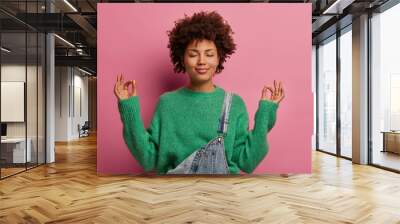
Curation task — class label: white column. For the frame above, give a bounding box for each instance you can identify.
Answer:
[352,14,369,164]
[46,1,55,163]
[46,33,55,163]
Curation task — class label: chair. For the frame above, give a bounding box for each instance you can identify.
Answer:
[78,121,90,138]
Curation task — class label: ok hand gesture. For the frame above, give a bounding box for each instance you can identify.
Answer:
[261,80,285,105]
[114,74,137,100]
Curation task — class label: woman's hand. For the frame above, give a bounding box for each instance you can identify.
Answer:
[261,80,285,105]
[114,74,137,100]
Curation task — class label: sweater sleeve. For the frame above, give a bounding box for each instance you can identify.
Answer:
[231,96,278,173]
[118,96,162,172]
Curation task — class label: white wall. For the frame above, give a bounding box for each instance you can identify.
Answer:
[55,67,89,141]
[55,66,69,141]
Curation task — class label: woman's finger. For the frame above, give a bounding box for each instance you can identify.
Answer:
[273,83,278,96]
[114,81,123,97]
[262,86,268,98]
[123,81,131,92]
[278,81,281,94]
[120,74,124,85]
[114,82,118,94]
[261,86,266,98]
[130,80,136,96]
[115,81,121,92]
[266,86,274,98]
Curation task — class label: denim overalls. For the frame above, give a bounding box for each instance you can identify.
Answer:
[166,92,233,175]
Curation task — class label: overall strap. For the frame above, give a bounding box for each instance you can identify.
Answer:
[217,92,233,136]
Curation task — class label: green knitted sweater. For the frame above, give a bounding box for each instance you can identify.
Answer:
[118,85,278,175]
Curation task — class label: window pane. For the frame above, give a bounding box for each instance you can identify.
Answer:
[38,32,45,165]
[27,31,38,169]
[340,28,352,158]
[371,4,400,171]
[1,31,27,177]
[318,36,337,154]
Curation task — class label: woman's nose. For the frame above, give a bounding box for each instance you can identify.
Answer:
[197,55,206,65]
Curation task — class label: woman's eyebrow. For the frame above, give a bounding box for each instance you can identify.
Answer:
[187,49,216,52]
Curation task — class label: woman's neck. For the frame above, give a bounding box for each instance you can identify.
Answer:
[186,81,215,92]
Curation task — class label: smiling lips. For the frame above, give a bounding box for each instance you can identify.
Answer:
[195,68,209,74]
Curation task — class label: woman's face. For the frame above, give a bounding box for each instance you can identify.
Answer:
[183,39,219,84]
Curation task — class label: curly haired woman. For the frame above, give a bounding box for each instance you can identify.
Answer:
[114,11,285,175]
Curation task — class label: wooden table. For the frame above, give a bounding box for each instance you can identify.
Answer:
[381,131,400,154]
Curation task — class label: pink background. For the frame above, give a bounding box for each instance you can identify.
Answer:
[97,3,312,175]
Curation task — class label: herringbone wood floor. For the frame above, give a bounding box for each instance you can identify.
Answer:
[1,133,400,224]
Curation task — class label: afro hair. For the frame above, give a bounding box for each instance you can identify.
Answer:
[167,11,236,74]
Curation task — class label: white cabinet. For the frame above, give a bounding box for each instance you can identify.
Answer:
[1,138,32,163]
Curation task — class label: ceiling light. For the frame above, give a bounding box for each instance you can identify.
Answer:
[1,47,11,53]
[54,34,75,48]
[63,0,78,12]
[322,0,355,14]
[78,67,93,76]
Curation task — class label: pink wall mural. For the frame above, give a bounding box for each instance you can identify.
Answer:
[97,3,312,175]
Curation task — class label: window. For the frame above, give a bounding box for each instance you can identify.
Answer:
[340,27,352,158]
[371,3,400,171]
[317,35,337,154]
